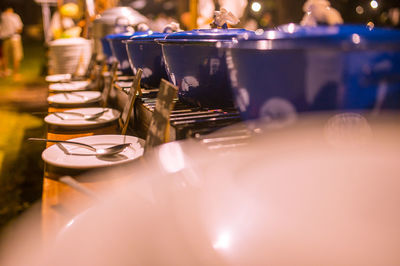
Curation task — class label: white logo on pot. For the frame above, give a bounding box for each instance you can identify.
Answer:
[142,68,153,78]
[121,60,131,70]
[181,76,199,92]
[209,58,220,75]
[259,97,297,128]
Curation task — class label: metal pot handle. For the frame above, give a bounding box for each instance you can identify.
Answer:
[115,16,130,26]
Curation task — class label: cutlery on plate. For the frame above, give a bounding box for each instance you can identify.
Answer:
[28,138,131,156]
[33,109,109,121]
[63,92,86,99]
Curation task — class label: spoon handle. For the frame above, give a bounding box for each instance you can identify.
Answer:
[33,108,108,117]
[32,111,84,116]
[28,138,97,151]
[69,92,85,98]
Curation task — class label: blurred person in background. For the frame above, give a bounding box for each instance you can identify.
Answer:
[0,14,5,77]
[0,6,23,81]
[49,3,82,40]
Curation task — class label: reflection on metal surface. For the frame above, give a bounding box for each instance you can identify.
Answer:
[265,31,278,40]
[158,142,185,173]
[225,49,238,88]
[213,231,232,250]
[287,23,296,34]
[169,73,176,85]
[65,219,75,228]
[255,40,272,50]
[235,88,250,112]
[254,29,264,35]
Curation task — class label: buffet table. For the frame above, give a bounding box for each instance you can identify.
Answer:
[40,71,245,240]
[41,75,135,241]
[41,114,121,242]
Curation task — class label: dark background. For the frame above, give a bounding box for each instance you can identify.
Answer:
[2,0,400,32]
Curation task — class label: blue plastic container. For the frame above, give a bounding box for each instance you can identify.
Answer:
[106,31,149,76]
[158,29,251,108]
[226,25,400,121]
[126,32,169,88]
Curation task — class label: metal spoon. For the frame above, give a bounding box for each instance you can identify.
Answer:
[33,109,109,121]
[55,109,109,121]
[28,138,131,156]
[63,92,86,100]
[62,92,70,100]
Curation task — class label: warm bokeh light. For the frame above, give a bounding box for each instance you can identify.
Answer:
[370,0,378,9]
[351,33,361,44]
[356,5,364,15]
[251,2,262,13]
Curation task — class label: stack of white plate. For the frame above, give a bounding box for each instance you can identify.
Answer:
[48,37,92,76]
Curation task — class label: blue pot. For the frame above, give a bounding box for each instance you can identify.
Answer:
[101,37,115,68]
[158,29,251,108]
[106,31,150,76]
[126,32,169,89]
[226,25,400,121]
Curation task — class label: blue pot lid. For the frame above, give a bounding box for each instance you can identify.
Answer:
[128,31,168,41]
[239,25,400,48]
[105,31,151,40]
[163,28,251,41]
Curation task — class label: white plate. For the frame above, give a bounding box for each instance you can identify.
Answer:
[44,107,121,127]
[42,135,145,169]
[49,81,90,92]
[115,81,132,88]
[46,74,72,83]
[47,91,102,105]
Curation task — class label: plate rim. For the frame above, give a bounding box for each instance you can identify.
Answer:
[49,81,90,92]
[47,91,102,104]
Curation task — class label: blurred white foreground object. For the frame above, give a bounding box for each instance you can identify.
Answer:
[1,114,400,265]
